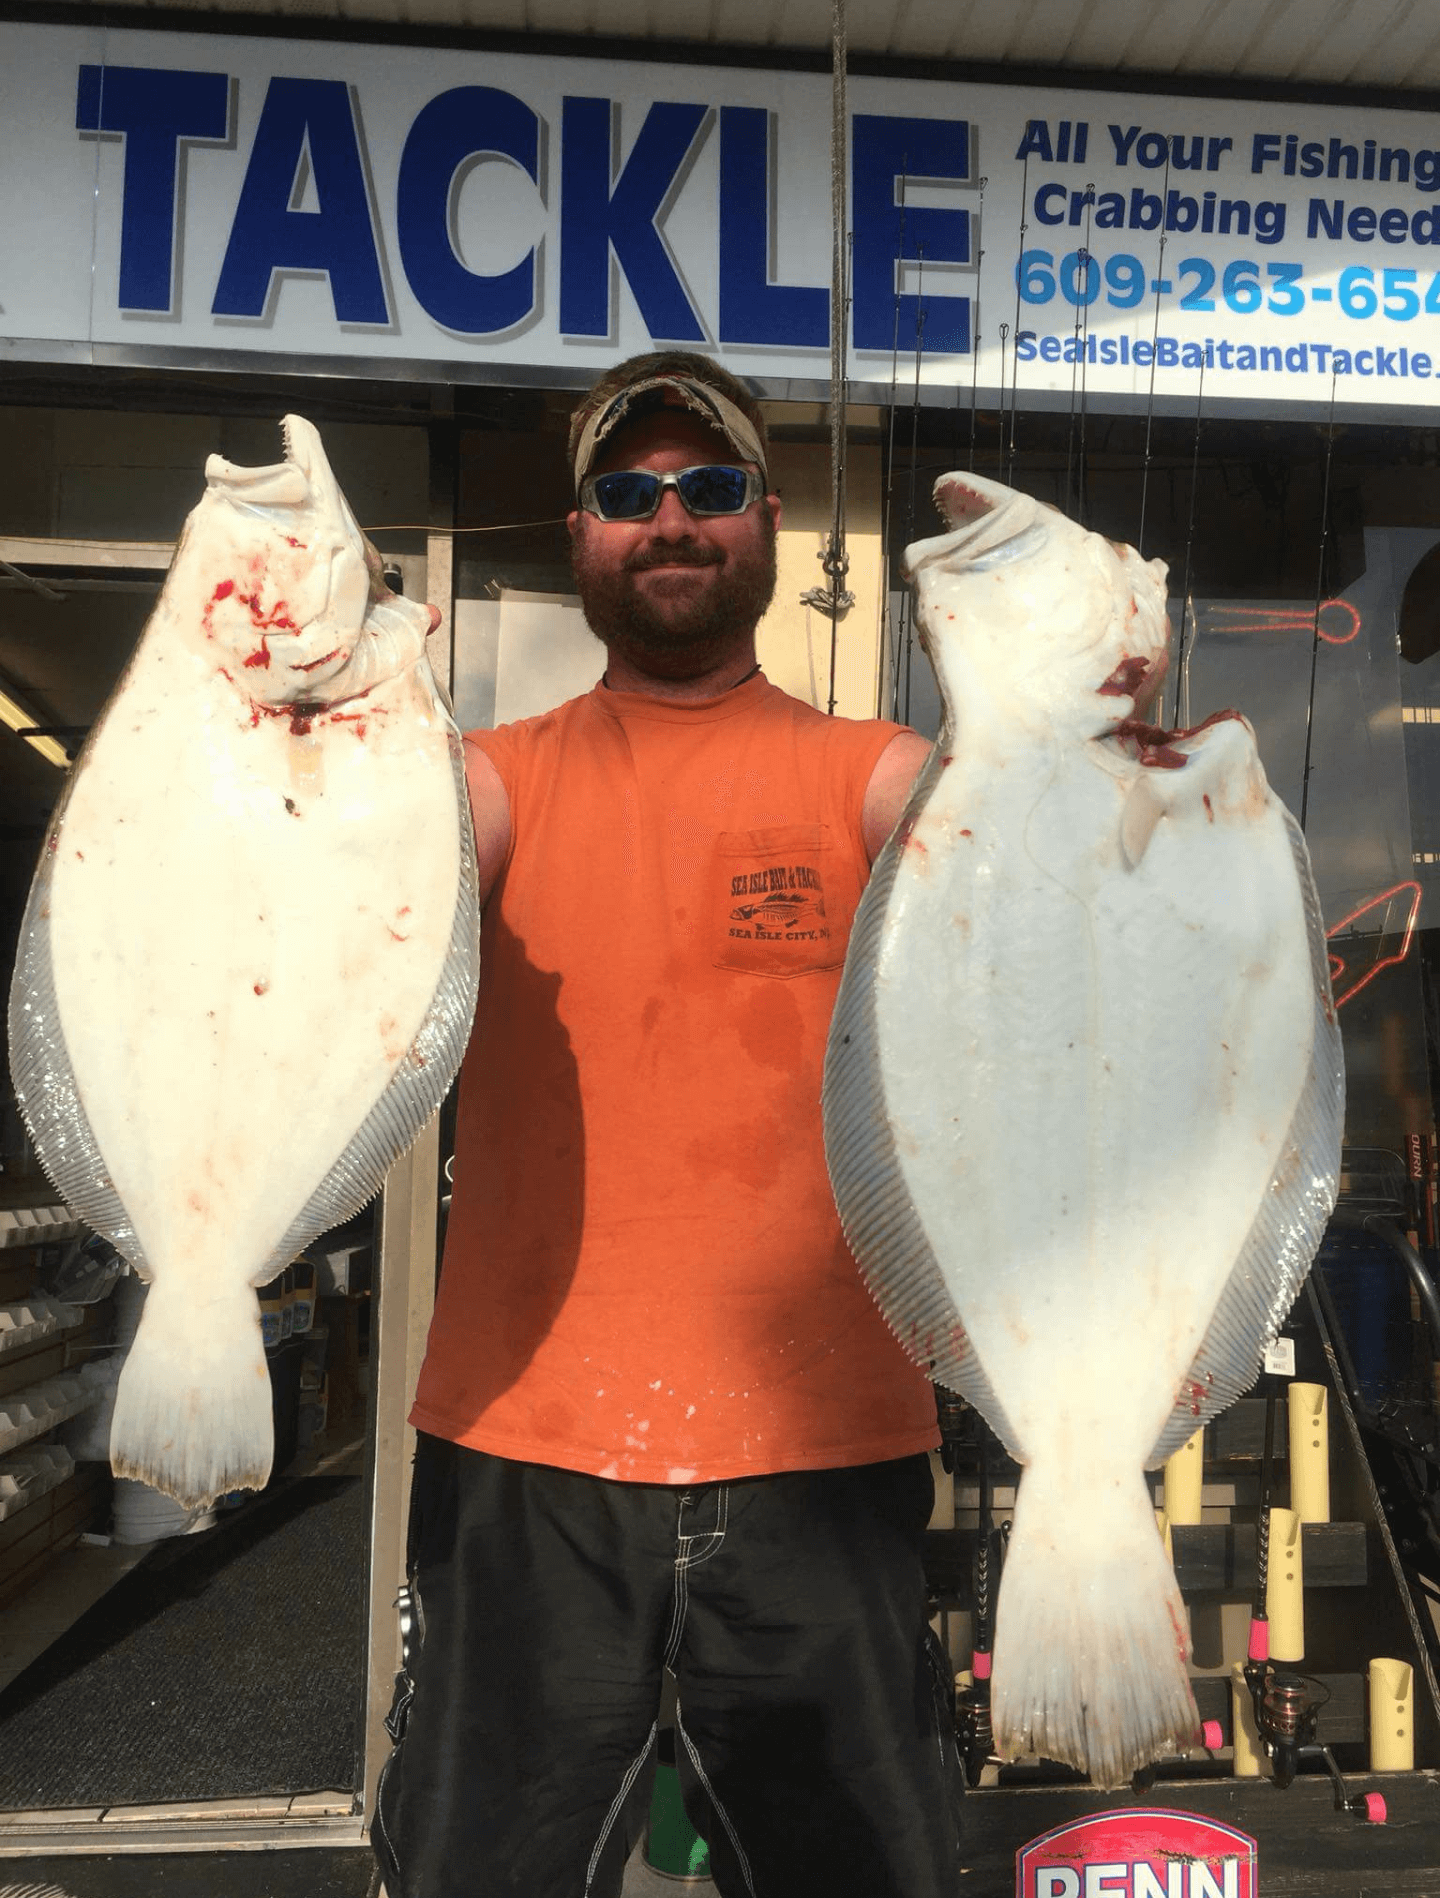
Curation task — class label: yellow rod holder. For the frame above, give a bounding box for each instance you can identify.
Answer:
[1265,1507,1305,1664]
[1369,1656,1414,1772]
[1164,1426,1205,1527]
[1287,1381,1330,1524]
[1230,1664,1269,1777]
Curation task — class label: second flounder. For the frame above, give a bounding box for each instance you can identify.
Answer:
[823,472,1343,1787]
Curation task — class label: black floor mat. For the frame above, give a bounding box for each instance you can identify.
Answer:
[0,1476,368,1809]
[0,1849,378,1897]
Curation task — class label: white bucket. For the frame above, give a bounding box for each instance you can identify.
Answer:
[111,1476,214,1544]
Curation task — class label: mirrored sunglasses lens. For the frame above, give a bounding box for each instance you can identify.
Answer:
[677,466,751,514]
[593,472,662,519]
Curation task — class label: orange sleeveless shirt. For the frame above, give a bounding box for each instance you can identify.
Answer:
[410,672,939,1482]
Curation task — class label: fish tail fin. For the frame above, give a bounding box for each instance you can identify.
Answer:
[109,1278,273,1509]
[992,1460,1199,1789]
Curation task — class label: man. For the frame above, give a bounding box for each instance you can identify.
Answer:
[374,350,962,1898]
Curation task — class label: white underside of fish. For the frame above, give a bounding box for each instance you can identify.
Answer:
[8,419,479,1506]
[823,481,1342,1788]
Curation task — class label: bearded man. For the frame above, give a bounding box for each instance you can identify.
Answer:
[374,350,964,1898]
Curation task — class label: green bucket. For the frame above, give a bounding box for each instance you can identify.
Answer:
[644,1730,712,1882]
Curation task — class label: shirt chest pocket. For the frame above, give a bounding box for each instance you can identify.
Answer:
[712,824,851,978]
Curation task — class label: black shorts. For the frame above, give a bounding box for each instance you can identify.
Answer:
[373,1437,963,1898]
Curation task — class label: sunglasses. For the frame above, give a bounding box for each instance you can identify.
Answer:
[579,464,764,522]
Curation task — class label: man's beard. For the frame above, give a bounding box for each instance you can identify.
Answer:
[571,517,778,679]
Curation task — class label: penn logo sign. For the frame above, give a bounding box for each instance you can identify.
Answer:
[1017,1810,1258,1898]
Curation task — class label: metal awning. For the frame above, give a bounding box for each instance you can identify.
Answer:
[30,0,1440,93]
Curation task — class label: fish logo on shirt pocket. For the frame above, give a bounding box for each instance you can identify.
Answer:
[713,825,847,977]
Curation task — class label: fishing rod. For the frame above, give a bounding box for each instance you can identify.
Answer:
[901,255,927,726]
[1241,371,1336,1708]
[964,176,987,475]
[821,0,850,719]
[1135,156,1171,561]
[881,175,909,722]
[1168,362,1206,733]
[960,1428,997,1786]
[1299,371,1343,834]
[1063,189,1094,524]
[940,1395,997,1787]
[1003,154,1029,486]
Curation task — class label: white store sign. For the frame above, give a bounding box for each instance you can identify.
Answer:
[3,20,1439,415]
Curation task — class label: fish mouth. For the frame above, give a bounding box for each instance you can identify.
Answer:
[203,416,361,549]
[904,472,1050,579]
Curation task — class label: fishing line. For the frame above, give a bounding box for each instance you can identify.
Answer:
[1064,243,1086,509]
[5,520,574,549]
[367,518,568,536]
[965,175,988,473]
[823,0,850,719]
[1077,190,1095,523]
[882,172,910,721]
[902,252,927,726]
[1063,189,1095,524]
[1004,154,1030,485]
[1136,155,1171,561]
[1169,361,1207,732]
[1298,370,1342,835]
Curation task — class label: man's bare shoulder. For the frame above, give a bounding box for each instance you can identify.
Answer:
[462,739,513,905]
[861,731,934,864]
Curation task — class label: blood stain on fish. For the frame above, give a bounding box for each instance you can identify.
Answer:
[1100,655,1150,697]
[1115,720,1189,769]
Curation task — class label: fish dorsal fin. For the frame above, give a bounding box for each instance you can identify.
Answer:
[1147,807,1344,1466]
[246,716,481,1286]
[823,747,1021,1448]
[7,848,152,1273]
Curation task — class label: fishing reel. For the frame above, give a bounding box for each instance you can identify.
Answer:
[934,1383,973,1474]
[1241,1663,1384,1822]
[1242,1662,1323,1788]
[953,1667,995,1788]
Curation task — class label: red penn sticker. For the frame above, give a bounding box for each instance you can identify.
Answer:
[1017,1809,1257,1898]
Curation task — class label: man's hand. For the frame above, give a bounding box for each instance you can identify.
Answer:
[861,731,934,864]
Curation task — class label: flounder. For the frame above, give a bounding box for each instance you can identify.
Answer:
[823,472,1343,1787]
[7,417,479,1508]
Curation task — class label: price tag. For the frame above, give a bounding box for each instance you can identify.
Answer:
[1263,1337,1297,1377]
